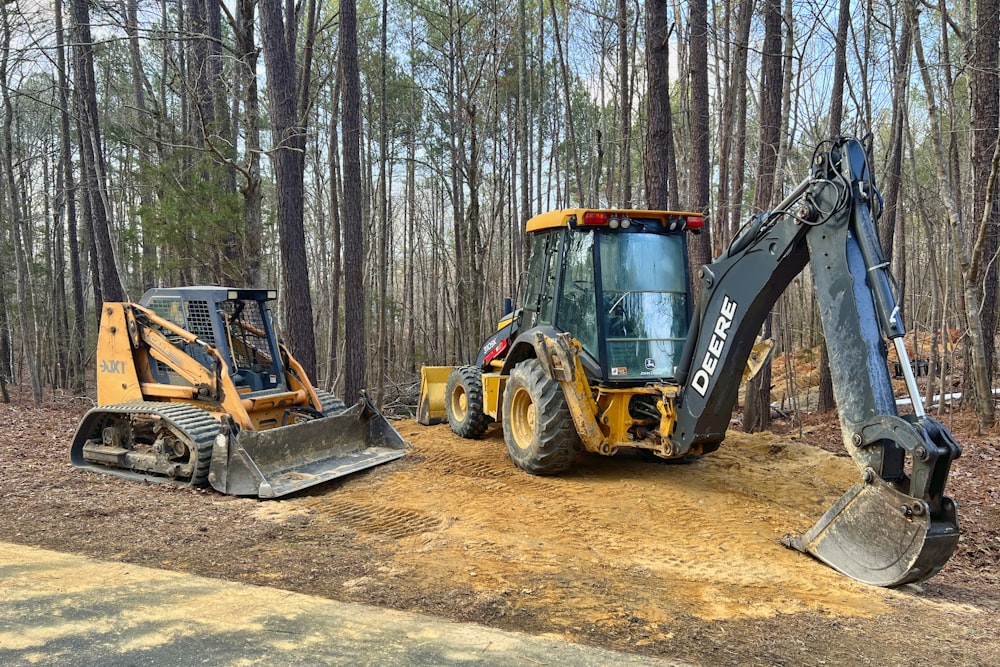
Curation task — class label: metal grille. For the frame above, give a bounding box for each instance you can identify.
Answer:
[220,300,272,369]
[145,297,185,377]
[146,297,184,328]
[183,300,215,344]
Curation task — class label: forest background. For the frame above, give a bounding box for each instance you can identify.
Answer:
[1,0,999,431]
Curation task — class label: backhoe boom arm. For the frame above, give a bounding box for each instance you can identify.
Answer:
[671,137,960,585]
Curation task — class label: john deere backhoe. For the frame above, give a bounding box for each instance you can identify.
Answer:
[72,286,406,498]
[418,137,961,586]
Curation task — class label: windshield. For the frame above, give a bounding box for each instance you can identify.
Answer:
[599,231,689,379]
[219,299,286,392]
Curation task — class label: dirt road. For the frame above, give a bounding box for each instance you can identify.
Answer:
[1,397,997,665]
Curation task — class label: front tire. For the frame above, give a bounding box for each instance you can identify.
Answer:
[501,359,578,474]
[446,366,491,438]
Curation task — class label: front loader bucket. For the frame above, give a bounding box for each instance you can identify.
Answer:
[782,473,959,587]
[417,366,453,425]
[209,397,408,498]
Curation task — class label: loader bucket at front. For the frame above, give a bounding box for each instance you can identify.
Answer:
[208,397,408,498]
[782,473,959,587]
[417,366,453,425]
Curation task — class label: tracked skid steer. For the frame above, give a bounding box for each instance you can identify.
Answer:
[419,137,961,586]
[71,287,406,498]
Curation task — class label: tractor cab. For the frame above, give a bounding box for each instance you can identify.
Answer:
[516,208,702,383]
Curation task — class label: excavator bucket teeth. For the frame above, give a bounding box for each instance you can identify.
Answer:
[783,475,959,587]
[210,398,408,498]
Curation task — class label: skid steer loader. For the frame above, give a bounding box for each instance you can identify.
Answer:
[418,137,961,586]
[71,286,406,498]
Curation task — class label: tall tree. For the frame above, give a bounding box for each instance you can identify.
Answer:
[815,0,853,415]
[258,0,319,380]
[54,0,86,391]
[375,0,390,404]
[341,0,366,402]
[549,0,584,204]
[70,0,124,304]
[0,3,42,404]
[231,0,264,285]
[645,0,676,210]
[909,0,995,429]
[617,0,632,207]
[742,0,783,433]
[517,0,529,265]
[325,71,343,392]
[726,0,752,244]
[971,0,1000,386]
[686,0,712,287]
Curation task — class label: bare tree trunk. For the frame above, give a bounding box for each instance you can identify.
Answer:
[727,0,752,244]
[687,0,713,290]
[54,0,86,392]
[909,1,995,429]
[816,0,853,414]
[617,0,632,207]
[879,8,911,261]
[0,278,9,402]
[122,0,157,291]
[828,0,850,135]
[517,0,529,273]
[743,0,782,433]
[0,5,42,404]
[715,2,734,250]
[70,0,124,304]
[325,71,343,393]
[235,0,263,285]
[645,0,673,210]
[375,0,390,404]
[341,0,366,402]
[548,0,584,204]
[405,116,416,374]
[971,0,1000,386]
[258,0,319,380]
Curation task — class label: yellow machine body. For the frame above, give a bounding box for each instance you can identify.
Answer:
[73,287,407,498]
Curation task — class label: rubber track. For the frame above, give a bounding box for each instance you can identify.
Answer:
[74,402,220,487]
[314,389,347,416]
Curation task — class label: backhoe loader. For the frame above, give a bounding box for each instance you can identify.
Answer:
[418,137,961,586]
[72,286,406,498]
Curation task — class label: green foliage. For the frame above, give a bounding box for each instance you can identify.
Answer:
[136,152,245,283]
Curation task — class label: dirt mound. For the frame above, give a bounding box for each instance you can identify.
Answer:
[280,424,886,628]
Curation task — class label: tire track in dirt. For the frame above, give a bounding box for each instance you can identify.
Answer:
[260,421,898,634]
[299,499,442,539]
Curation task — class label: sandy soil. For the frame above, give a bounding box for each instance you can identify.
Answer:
[1,393,997,666]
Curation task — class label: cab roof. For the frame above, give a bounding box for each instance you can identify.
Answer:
[525,208,704,233]
[139,286,277,306]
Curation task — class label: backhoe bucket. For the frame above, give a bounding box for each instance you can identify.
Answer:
[417,366,453,425]
[208,397,408,498]
[782,473,959,587]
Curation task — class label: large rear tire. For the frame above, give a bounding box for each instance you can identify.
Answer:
[446,366,491,438]
[501,359,578,474]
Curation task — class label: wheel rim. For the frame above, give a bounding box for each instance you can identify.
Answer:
[509,386,536,449]
[450,385,468,421]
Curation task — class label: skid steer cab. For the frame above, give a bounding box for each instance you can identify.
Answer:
[72,286,407,498]
[418,135,962,588]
